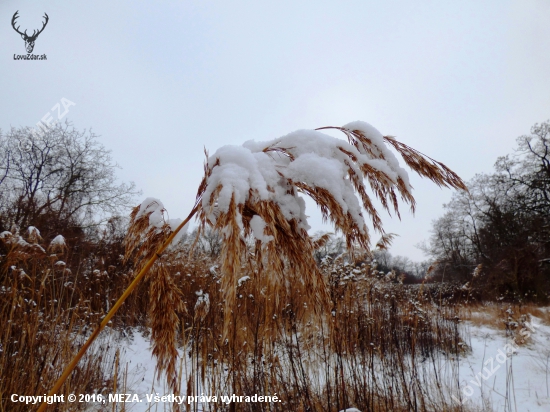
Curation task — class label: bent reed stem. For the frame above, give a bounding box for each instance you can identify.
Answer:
[37,204,199,412]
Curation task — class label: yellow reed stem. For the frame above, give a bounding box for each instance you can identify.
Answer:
[37,204,199,412]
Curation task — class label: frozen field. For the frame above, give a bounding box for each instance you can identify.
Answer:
[110,308,550,412]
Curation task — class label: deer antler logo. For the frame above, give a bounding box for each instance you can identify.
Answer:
[12,11,49,53]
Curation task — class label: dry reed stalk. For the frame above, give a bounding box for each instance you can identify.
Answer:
[112,349,119,412]
[37,121,467,410]
[35,202,200,412]
[149,264,185,398]
[1,227,121,412]
[195,124,466,340]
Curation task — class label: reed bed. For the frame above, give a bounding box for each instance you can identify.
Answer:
[15,121,475,411]
[0,223,512,412]
[0,228,126,412]
[115,121,470,411]
[129,235,469,412]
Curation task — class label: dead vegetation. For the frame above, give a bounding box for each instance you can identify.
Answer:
[459,302,550,346]
[3,122,485,411]
[0,228,121,412]
[167,246,469,412]
[115,123,467,410]
[2,220,548,411]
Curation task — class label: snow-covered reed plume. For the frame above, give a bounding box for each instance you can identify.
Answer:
[194,121,466,335]
[122,120,467,392]
[48,234,67,254]
[0,227,46,265]
[42,120,466,411]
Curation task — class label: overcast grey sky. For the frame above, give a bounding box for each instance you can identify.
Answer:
[1,0,549,260]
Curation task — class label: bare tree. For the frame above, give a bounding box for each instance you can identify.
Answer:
[495,121,550,215]
[424,121,550,299]
[0,122,139,237]
[188,226,223,257]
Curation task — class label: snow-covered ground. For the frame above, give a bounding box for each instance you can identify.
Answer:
[112,331,184,412]
[109,311,550,412]
[455,315,550,411]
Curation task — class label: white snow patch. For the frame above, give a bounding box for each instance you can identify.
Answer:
[454,316,550,411]
[50,235,66,247]
[249,215,273,244]
[237,275,250,287]
[203,124,411,234]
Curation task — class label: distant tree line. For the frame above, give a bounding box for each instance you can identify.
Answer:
[422,121,550,302]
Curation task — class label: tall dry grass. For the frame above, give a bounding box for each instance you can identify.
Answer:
[0,228,127,412]
[193,125,467,343]
[134,238,469,411]
[115,123,469,410]
[34,122,469,410]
